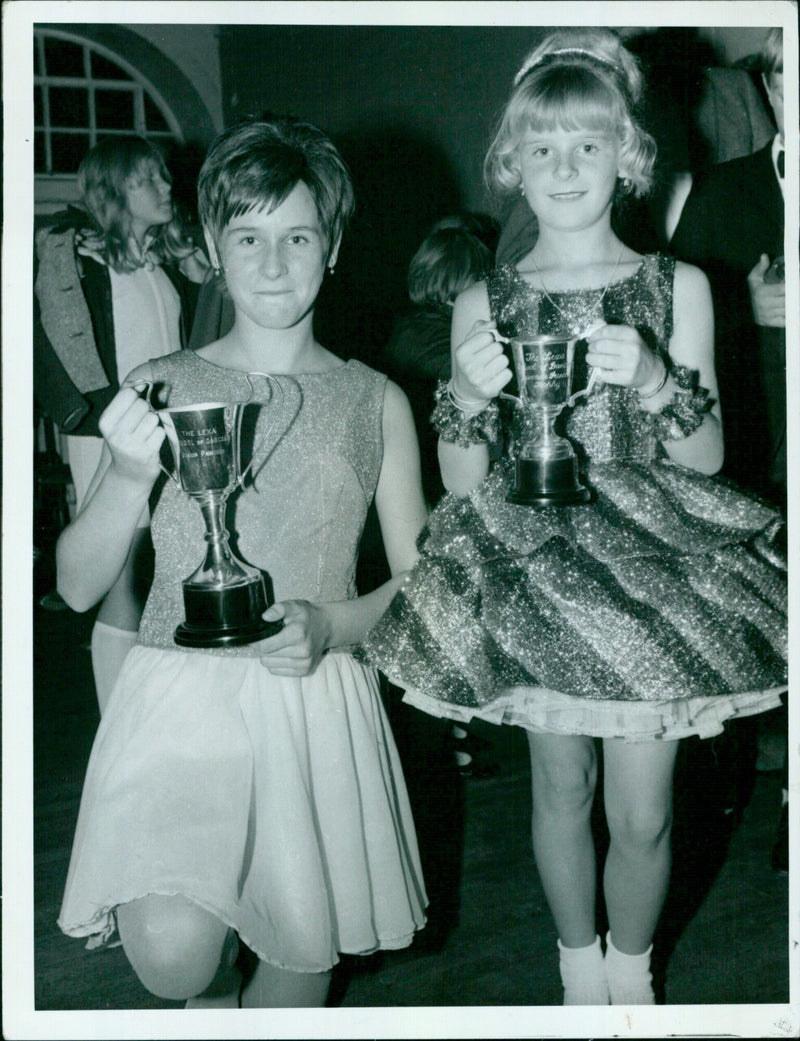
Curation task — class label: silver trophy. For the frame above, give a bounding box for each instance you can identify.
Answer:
[140,375,283,647]
[499,334,597,506]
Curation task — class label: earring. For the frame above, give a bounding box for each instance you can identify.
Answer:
[328,264,336,275]
[621,177,632,190]
[520,185,526,195]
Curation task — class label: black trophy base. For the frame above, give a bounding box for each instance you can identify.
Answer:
[174,579,282,648]
[507,456,591,507]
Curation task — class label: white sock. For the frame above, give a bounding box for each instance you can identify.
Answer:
[558,935,609,1005]
[91,621,137,715]
[605,931,655,1005]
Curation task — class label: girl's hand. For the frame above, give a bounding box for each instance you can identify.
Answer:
[585,323,664,393]
[451,319,512,405]
[98,386,165,485]
[257,600,332,676]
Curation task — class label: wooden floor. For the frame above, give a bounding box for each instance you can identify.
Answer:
[30,557,792,1029]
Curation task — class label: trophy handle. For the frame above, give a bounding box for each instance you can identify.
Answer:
[233,372,285,489]
[567,365,599,408]
[129,380,181,486]
[566,319,604,407]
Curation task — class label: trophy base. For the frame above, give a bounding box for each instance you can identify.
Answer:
[174,579,282,648]
[507,457,591,508]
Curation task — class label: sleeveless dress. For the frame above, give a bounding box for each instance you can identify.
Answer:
[58,352,427,972]
[359,255,787,741]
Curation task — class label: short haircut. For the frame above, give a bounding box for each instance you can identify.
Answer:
[407,227,494,307]
[198,117,355,262]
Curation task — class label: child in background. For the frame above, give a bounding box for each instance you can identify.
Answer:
[385,215,497,504]
[34,136,208,711]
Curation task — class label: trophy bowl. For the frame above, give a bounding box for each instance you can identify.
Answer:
[500,334,596,507]
[150,376,284,648]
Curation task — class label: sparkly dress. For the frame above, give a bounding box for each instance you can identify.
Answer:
[58,352,427,972]
[360,255,787,740]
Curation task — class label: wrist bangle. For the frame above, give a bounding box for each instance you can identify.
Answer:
[637,358,668,400]
[446,379,491,415]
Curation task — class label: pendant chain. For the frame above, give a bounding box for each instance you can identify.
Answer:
[529,242,626,335]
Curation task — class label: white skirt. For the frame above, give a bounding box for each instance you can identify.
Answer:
[58,645,427,972]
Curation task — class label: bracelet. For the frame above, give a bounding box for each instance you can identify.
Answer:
[446,378,492,415]
[637,357,668,400]
[431,380,501,447]
[650,363,713,441]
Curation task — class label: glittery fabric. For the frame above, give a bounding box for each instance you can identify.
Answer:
[359,254,787,739]
[139,351,386,656]
[652,363,713,441]
[431,380,501,446]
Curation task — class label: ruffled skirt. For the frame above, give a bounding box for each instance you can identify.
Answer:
[360,460,787,741]
[58,646,427,972]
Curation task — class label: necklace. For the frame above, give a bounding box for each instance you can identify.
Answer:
[529,242,626,336]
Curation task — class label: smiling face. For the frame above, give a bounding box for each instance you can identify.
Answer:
[516,126,623,234]
[210,181,337,333]
[124,159,173,239]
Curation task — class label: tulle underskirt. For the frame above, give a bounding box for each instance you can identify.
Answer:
[401,682,784,742]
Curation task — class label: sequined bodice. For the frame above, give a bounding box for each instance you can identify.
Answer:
[487,253,675,466]
[138,352,387,654]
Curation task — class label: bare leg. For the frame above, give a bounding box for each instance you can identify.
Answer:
[116,893,235,1002]
[602,737,679,955]
[93,527,152,713]
[527,731,598,948]
[241,960,331,1008]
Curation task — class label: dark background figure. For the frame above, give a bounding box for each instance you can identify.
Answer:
[384,214,498,504]
[669,28,787,873]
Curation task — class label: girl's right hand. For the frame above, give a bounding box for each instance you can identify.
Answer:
[451,320,512,405]
[98,386,165,485]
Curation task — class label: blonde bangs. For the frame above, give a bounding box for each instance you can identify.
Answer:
[509,68,626,138]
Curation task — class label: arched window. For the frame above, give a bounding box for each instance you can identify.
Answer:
[34,27,183,177]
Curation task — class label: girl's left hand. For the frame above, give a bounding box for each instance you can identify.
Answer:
[585,323,663,392]
[257,600,331,676]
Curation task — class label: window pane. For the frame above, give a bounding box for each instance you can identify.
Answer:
[95,88,134,129]
[35,132,46,173]
[34,85,44,124]
[34,39,41,76]
[51,132,90,173]
[49,86,89,128]
[44,37,84,78]
[91,51,132,81]
[144,94,169,132]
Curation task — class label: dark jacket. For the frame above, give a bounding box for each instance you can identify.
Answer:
[671,142,785,498]
[34,207,199,436]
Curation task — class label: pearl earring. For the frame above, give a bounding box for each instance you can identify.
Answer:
[328,264,336,275]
